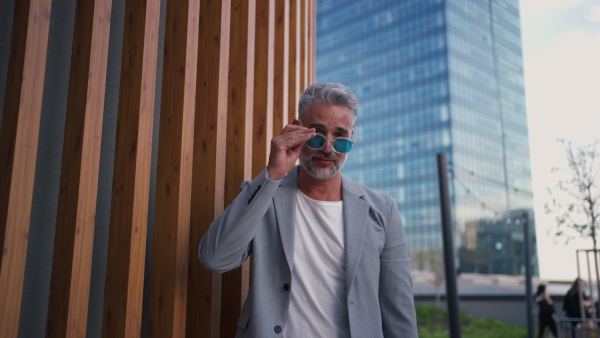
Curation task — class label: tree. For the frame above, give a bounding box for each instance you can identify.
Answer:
[413,250,445,308]
[427,250,445,309]
[545,139,600,295]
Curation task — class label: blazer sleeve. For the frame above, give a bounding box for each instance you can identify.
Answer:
[198,168,280,273]
[379,198,418,337]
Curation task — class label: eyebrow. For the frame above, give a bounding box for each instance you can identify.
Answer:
[308,123,350,136]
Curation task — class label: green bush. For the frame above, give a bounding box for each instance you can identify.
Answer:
[416,304,527,338]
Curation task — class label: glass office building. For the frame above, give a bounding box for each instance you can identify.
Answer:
[317,0,537,275]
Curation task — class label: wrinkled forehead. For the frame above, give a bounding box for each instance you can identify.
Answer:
[301,101,356,124]
[304,103,355,126]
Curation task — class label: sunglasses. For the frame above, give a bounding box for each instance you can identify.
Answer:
[305,132,355,153]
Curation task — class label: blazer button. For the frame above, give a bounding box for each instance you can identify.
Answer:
[283,283,290,291]
[274,325,282,333]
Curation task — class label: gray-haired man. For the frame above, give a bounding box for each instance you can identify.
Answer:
[199,83,417,337]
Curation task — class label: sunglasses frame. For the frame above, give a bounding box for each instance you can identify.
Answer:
[297,117,358,154]
[304,132,356,153]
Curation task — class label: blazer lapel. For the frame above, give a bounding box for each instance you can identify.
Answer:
[342,176,369,293]
[273,169,369,284]
[274,168,299,272]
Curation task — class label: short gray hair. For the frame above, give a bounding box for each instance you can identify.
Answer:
[298,83,359,123]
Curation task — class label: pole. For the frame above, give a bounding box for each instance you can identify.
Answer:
[586,251,596,319]
[593,231,600,312]
[577,251,584,322]
[596,249,600,318]
[523,212,533,338]
[436,153,461,338]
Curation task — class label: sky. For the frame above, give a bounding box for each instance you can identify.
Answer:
[520,0,600,281]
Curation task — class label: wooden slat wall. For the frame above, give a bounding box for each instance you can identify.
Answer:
[288,0,300,123]
[301,0,309,92]
[149,0,200,336]
[273,0,289,135]
[252,0,275,177]
[101,0,161,336]
[307,0,316,84]
[220,0,256,336]
[45,0,112,336]
[0,0,52,337]
[0,0,315,336]
[187,0,230,336]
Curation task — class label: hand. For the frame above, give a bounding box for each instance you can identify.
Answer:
[266,124,315,180]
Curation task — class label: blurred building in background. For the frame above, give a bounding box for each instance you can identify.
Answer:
[317,0,538,275]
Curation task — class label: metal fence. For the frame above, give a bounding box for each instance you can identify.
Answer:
[557,317,600,338]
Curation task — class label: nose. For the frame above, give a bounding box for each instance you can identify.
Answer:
[322,137,334,153]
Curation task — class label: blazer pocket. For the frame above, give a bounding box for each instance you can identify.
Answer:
[237,309,251,330]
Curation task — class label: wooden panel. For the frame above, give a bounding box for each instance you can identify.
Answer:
[101,0,161,336]
[45,0,112,336]
[272,0,289,135]
[220,0,256,336]
[251,0,274,177]
[287,0,299,123]
[186,0,230,336]
[0,0,52,336]
[149,0,200,337]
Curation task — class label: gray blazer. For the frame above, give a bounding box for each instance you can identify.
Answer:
[199,167,417,337]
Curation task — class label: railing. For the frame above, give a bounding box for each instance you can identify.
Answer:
[556,317,600,338]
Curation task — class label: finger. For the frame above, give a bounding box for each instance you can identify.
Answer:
[284,127,315,138]
[276,129,315,148]
[280,124,312,135]
[275,127,314,142]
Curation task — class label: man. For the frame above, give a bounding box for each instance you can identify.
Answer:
[199,83,417,337]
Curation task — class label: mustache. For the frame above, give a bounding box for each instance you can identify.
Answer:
[310,152,337,160]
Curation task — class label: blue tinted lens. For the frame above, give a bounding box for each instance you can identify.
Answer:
[333,139,353,153]
[305,134,354,153]
[305,134,326,149]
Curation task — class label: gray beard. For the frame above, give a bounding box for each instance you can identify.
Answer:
[299,151,346,180]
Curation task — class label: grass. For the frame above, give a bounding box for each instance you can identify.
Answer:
[416,304,528,338]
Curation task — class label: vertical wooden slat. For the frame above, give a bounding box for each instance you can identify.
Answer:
[0,0,52,336]
[272,0,289,135]
[187,0,231,336]
[149,0,200,337]
[300,0,308,91]
[220,0,256,336]
[45,0,111,336]
[251,0,274,177]
[306,0,313,84]
[287,0,300,123]
[310,0,316,83]
[294,0,301,100]
[101,0,161,336]
[307,0,311,84]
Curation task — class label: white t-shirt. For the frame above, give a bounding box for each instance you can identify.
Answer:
[283,191,351,338]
